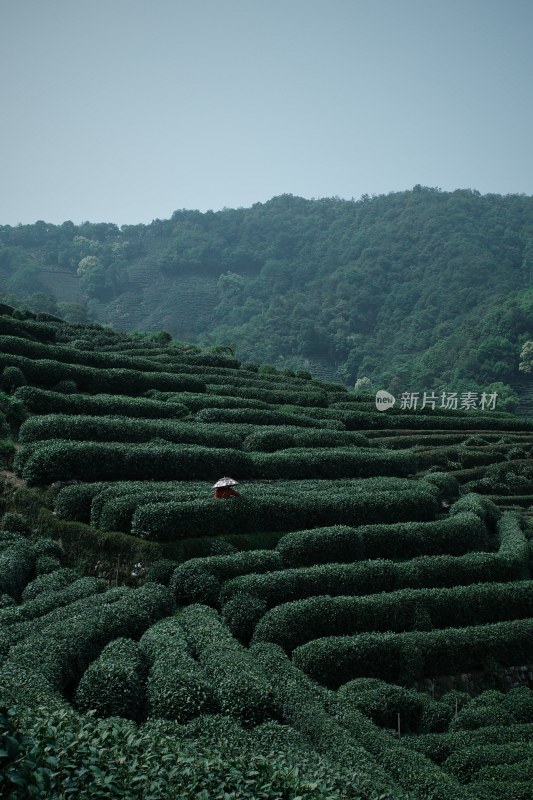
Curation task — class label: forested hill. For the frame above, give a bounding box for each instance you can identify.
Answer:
[1,187,533,394]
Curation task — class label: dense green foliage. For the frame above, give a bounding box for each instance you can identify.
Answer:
[253,580,533,652]
[2,189,533,393]
[1,302,532,800]
[74,637,148,721]
[275,512,489,567]
[139,616,218,723]
[293,617,533,688]
[179,604,276,726]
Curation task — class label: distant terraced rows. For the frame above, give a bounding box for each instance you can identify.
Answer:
[0,304,532,799]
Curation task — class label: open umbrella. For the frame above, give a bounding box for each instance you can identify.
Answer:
[212,477,239,488]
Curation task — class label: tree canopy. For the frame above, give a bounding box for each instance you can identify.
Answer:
[1,187,532,393]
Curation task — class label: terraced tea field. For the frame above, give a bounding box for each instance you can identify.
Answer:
[0,305,532,799]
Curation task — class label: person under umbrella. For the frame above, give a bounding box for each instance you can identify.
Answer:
[212,477,240,499]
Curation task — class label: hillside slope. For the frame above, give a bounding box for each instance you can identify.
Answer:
[2,187,533,393]
[0,305,532,798]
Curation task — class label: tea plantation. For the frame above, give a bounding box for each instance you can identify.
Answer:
[1,304,532,799]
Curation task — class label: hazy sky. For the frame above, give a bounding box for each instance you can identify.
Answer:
[2,0,533,226]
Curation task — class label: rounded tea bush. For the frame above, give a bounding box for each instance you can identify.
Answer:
[1,512,31,536]
[75,637,148,721]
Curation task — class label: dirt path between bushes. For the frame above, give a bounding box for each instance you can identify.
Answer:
[0,469,26,489]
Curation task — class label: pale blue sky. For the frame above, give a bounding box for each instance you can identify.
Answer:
[1,0,532,225]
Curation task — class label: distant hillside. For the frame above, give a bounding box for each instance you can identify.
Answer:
[1,187,533,395]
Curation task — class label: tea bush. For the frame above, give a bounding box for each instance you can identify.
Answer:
[6,583,174,692]
[276,512,489,567]
[222,514,529,608]
[337,678,451,735]
[252,580,533,651]
[251,447,417,479]
[179,604,276,727]
[0,540,36,599]
[170,549,283,605]
[20,414,244,449]
[54,482,110,522]
[0,577,105,627]
[0,352,207,394]
[222,592,268,643]
[0,585,128,660]
[243,427,369,451]
[133,482,438,541]
[197,406,332,428]
[139,616,218,722]
[404,722,533,764]
[292,617,533,688]
[449,492,501,531]
[1,511,32,535]
[21,567,79,602]
[15,385,188,419]
[74,637,148,721]
[251,643,466,800]
[204,385,329,407]
[19,441,252,485]
[34,555,62,575]
[443,741,533,783]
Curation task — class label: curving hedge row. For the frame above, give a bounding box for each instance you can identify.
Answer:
[315,408,533,432]
[196,406,337,428]
[179,604,275,726]
[276,512,489,567]
[18,441,250,485]
[54,482,112,522]
[251,642,468,800]
[171,391,273,412]
[0,333,241,374]
[95,490,183,533]
[292,617,533,688]
[170,550,284,606]
[337,678,451,735]
[449,492,501,531]
[19,414,244,449]
[221,512,529,608]
[0,576,105,627]
[450,687,533,731]
[21,567,79,602]
[0,313,59,342]
[29,419,371,457]
[252,580,533,652]
[242,427,369,451]
[5,583,174,692]
[53,480,199,525]
[0,352,206,395]
[250,447,418,480]
[204,384,329,407]
[132,482,438,541]
[443,740,533,783]
[14,385,188,420]
[139,616,218,722]
[416,443,526,471]
[467,779,532,800]
[0,586,131,660]
[404,722,533,765]
[18,438,420,486]
[496,511,530,576]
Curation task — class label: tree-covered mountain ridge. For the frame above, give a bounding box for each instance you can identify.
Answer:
[1,186,533,399]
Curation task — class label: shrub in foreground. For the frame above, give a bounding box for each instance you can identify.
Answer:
[74,637,148,721]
